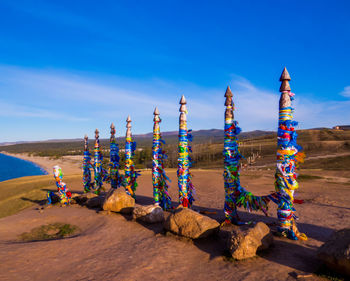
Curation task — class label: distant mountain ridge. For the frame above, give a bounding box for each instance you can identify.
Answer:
[0,129,274,146]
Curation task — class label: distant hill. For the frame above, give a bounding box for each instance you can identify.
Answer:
[1,128,349,169]
[0,129,275,146]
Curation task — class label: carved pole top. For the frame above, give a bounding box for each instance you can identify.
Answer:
[279,67,291,81]
[84,134,88,150]
[180,95,186,105]
[279,67,291,92]
[154,107,159,116]
[110,123,116,135]
[224,86,233,106]
[126,115,132,138]
[179,95,187,114]
[153,107,160,123]
[110,123,116,142]
[179,95,187,124]
[279,67,292,108]
[224,86,234,121]
[224,86,233,97]
[95,129,99,139]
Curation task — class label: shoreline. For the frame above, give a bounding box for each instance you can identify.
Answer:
[0,152,82,175]
[0,152,49,176]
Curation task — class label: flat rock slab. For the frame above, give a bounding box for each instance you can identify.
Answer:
[224,222,273,260]
[317,228,350,276]
[164,207,220,239]
[133,204,164,223]
[103,188,135,214]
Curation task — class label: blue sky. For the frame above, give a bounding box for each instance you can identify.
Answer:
[0,0,349,142]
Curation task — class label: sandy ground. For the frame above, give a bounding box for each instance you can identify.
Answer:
[0,157,350,280]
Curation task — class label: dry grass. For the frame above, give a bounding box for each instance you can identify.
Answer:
[0,174,81,218]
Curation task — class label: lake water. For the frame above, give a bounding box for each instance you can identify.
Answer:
[0,153,48,182]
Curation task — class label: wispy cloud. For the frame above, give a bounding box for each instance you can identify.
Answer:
[0,64,349,142]
[340,86,350,98]
[0,100,88,121]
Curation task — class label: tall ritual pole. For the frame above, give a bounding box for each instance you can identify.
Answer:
[275,67,307,240]
[124,116,138,197]
[223,86,270,224]
[223,86,240,223]
[177,95,195,207]
[152,107,172,210]
[83,135,92,193]
[109,123,121,189]
[94,129,103,194]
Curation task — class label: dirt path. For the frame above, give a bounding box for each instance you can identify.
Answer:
[0,170,349,280]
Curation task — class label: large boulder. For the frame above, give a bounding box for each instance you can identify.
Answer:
[133,204,164,223]
[317,228,350,276]
[225,222,273,260]
[164,207,220,239]
[103,188,135,214]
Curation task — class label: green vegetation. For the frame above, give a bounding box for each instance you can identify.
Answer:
[19,222,80,241]
[1,128,350,169]
[0,175,81,218]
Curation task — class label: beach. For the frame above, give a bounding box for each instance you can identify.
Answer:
[0,152,82,175]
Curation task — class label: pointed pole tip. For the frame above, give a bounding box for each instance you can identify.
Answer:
[180,95,186,104]
[154,107,159,115]
[224,86,233,97]
[279,67,291,81]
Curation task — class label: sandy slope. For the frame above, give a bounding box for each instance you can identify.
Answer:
[0,168,350,281]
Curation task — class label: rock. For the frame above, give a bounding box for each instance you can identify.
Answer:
[133,205,164,223]
[73,193,99,205]
[317,228,350,276]
[103,188,135,214]
[164,207,220,239]
[225,222,273,260]
[86,196,104,209]
[73,194,89,205]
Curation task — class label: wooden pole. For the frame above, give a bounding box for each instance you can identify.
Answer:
[83,134,92,192]
[124,116,138,197]
[275,67,307,241]
[93,129,103,194]
[152,107,172,209]
[109,123,120,189]
[177,95,194,207]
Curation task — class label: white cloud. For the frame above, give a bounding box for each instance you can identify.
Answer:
[340,86,350,98]
[0,65,349,142]
[0,100,88,121]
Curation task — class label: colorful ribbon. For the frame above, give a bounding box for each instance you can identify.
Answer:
[178,124,195,207]
[152,115,172,210]
[275,91,307,240]
[123,136,140,198]
[83,138,93,193]
[48,165,71,205]
[110,136,121,189]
